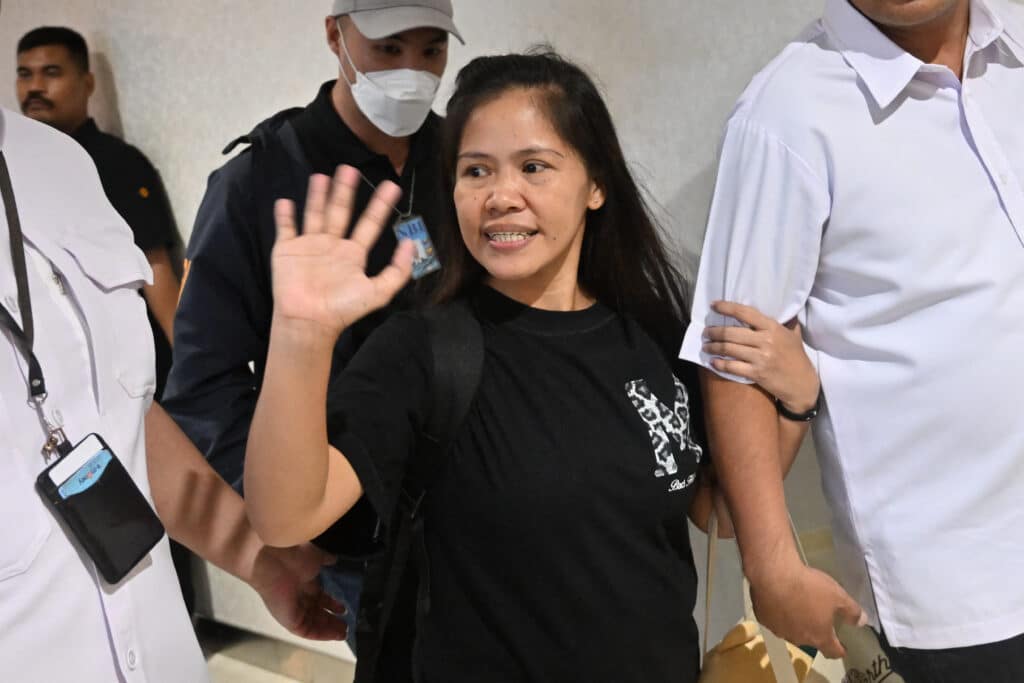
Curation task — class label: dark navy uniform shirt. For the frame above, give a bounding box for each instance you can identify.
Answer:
[163,83,445,552]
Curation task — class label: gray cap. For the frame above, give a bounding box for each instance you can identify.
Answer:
[331,0,463,44]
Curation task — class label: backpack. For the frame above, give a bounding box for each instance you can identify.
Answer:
[353,299,485,683]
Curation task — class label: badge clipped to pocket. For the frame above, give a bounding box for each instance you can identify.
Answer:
[36,433,165,584]
[394,214,441,280]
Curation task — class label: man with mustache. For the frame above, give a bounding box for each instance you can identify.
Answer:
[16,27,180,403]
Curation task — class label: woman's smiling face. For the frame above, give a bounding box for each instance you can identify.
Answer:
[453,87,605,302]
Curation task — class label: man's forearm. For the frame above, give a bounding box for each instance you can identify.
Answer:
[143,247,180,347]
[778,418,810,478]
[145,403,347,642]
[145,402,262,585]
[700,369,801,581]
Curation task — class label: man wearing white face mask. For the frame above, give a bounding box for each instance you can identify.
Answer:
[163,0,463,653]
[336,12,444,138]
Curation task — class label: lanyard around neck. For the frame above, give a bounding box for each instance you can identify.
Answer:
[0,151,47,402]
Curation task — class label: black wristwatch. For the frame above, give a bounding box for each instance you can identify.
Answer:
[774,387,822,422]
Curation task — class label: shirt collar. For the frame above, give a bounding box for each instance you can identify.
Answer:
[292,81,377,173]
[291,80,440,179]
[976,0,1024,64]
[70,117,101,145]
[823,0,926,109]
[823,0,1022,109]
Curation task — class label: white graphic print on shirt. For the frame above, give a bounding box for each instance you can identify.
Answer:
[626,376,703,491]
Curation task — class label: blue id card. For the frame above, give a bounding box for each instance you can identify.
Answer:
[58,449,113,499]
[394,215,441,280]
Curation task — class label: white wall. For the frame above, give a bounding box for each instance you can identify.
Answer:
[2,0,874,645]
[0,1,834,269]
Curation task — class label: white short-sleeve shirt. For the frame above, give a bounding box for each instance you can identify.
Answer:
[681,0,1024,649]
[0,109,208,682]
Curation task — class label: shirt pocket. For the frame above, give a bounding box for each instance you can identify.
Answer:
[0,394,52,582]
[0,480,51,582]
[118,363,156,399]
[61,231,157,405]
[110,289,157,401]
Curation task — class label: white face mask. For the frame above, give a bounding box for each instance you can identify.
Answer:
[337,22,441,138]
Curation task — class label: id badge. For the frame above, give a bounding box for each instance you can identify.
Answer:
[36,433,165,584]
[394,214,441,280]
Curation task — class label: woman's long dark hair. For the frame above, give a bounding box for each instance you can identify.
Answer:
[433,48,691,354]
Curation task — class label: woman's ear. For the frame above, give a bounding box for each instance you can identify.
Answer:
[588,181,606,211]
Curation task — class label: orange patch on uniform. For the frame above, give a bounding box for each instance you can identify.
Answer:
[138,186,150,199]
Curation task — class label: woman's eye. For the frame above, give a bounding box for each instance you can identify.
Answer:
[461,166,488,178]
[523,161,547,174]
[376,44,402,56]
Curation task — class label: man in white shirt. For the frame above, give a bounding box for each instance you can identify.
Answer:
[681,1,1024,680]
[0,107,346,681]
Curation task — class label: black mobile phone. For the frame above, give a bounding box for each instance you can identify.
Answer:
[35,433,165,584]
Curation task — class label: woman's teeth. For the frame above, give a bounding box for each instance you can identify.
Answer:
[488,232,532,242]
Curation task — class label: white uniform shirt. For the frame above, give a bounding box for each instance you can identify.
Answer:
[0,109,208,682]
[681,0,1024,649]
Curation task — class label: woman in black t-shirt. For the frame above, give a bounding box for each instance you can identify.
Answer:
[245,51,819,683]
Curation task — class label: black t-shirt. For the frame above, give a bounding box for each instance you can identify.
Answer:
[71,118,180,399]
[328,287,705,683]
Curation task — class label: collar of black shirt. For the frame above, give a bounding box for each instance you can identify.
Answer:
[291,80,440,183]
[70,117,102,146]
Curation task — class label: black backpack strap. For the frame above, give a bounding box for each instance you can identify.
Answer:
[404,299,485,516]
[354,299,484,683]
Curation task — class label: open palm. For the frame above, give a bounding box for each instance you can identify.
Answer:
[272,165,415,337]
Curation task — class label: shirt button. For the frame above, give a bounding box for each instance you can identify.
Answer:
[126,648,138,670]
